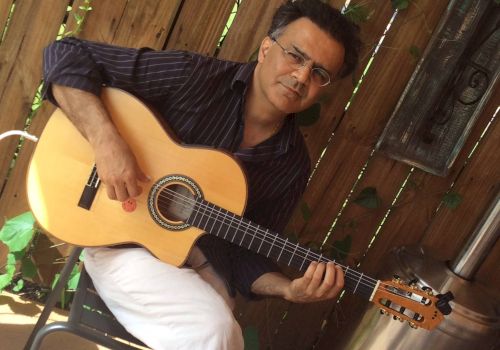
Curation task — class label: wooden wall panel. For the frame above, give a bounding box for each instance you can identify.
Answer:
[0,0,69,216]
[166,0,235,55]
[0,0,14,44]
[291,0,450,249]
[315,75,500,350]
[218,0,284,62]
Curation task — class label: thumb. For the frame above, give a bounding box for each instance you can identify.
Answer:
[137,168,151,182]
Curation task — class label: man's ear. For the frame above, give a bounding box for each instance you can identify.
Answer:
[258,36,273,63]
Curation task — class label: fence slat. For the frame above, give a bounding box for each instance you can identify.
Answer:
[166,0,235,55]
[218,0,284,62]
[0,0,14,44]
[0,0,68,210]
[314,81,500,350]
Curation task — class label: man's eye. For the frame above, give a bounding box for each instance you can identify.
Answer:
[287,51,303,64]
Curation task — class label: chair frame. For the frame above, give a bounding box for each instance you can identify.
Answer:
[24,247,148,350]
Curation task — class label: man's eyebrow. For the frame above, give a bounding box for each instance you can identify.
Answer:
[292,44,331,75]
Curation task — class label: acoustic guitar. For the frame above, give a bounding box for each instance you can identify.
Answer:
[27,88,452,330]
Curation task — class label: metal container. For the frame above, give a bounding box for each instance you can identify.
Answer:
[342,191,500,350]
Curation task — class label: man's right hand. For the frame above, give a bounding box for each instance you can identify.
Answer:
[94,134,150,202]
[52,84,150,202]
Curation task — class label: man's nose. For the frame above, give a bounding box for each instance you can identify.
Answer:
[292,64,312,84]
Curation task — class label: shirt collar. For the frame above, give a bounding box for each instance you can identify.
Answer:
[232,61,299,161]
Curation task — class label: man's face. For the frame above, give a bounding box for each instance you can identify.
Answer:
[255,17,345,115]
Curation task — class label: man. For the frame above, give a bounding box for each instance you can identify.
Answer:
[42,0,360,348]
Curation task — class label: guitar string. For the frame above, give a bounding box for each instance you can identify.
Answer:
[154,189,406,295]
[152,187,381,292]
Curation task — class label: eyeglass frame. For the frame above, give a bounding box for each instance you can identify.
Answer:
[271,37,332,87]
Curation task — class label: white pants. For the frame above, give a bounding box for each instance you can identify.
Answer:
[83,247,244,350]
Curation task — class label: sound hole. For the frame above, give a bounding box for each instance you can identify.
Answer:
[156,183,195,223]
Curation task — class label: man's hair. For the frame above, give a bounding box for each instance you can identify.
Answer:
[268,0,361,78]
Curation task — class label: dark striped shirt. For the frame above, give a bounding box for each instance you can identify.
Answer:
[42,37,311,299]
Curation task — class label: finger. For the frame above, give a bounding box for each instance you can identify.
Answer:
[316,262,337,295]
[105,184,117,201]
[137,168,151,183]
[125,178,142,198]
[307,262,326,292]
[326,265,345,299]
[114,182,130,202]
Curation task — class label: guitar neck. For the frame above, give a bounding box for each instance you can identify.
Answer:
[187,198,379,301]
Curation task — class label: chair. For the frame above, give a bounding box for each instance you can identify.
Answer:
[24,247,149,350]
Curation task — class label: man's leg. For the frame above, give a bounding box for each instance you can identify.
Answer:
[83,247,244,350]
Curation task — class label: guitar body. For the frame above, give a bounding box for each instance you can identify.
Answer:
[27,88,248,266]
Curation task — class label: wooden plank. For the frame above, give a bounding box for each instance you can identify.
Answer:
[218,0,285,62]
[421,111,500,265]
[290,0,450,248]
[314,80,500,350]
[78,0,180,49]
[0,0,14,44]
[165,0,235,56]
[0,0,68,211]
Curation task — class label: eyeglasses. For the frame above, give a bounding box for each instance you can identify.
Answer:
[272,38,331,87]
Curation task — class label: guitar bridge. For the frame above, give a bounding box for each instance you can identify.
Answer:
[78,165,100,210]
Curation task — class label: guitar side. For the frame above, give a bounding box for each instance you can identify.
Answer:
[26,88,248,266]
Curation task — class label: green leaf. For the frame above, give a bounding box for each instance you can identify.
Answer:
[12,279,24,292]
[21,256,37,279]
[353,187,381,209]
[67,265,81,290]
[297,103,321,127]
[248,47,259,62]
[391,0,410,10]
[442,192,462,209]
[327,235,352,261]
[343,4,371,24]
[0,254,16,290]
[300,201,312,222]
[0,212,36,252]
[243,326,259,350]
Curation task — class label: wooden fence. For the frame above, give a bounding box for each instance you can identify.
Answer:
[0,1,498,349]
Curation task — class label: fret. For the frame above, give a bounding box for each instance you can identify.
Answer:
[239,220,249,246]
[208,203,218,233]
[288,243,299,266]
[190,203,200,228]
[248,224,259,251]
[276,238,287,262]
[266,231,277,258]
[214,208,226,238]
[194,202,205,228]
[230,218,242,243]
[223,211,234,239]
[353,272,364,295]
[299,248,310,271]
[256,231,265,254]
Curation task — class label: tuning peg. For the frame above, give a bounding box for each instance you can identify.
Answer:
[409,278,419,289]
[422,286,433,296]
[408,321,418,329]
[393,315,403,322]
[392,274,402,284]
[436,291,454,315]
[380,309,389,316]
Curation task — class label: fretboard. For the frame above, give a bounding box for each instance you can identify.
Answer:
[186,198,378,300]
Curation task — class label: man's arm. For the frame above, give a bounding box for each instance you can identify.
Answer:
[52,84,149,201]
[251,261,344,303]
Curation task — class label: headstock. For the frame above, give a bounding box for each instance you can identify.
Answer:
[372,275,454,331]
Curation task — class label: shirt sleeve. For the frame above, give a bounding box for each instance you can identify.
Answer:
[42,37,193,105]
[232,169,309,300]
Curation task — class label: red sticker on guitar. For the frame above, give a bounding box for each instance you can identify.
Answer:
[122,198,137,212]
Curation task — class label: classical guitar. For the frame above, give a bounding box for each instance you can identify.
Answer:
[27,88,452,330]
